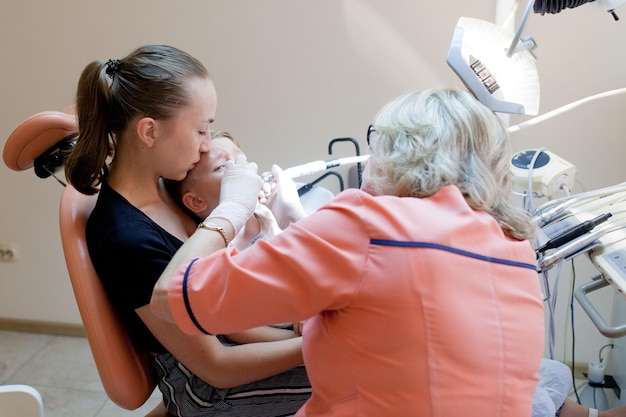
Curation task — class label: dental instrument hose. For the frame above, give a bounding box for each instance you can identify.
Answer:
[263,155,370,183]
[536,212,612,254]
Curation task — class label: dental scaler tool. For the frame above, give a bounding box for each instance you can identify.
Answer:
[263,155,370,183]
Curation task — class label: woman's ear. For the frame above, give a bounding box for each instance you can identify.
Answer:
[136,117,158,148]
[182,191,208,215]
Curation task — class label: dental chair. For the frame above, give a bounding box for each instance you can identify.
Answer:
[3,111,170,417]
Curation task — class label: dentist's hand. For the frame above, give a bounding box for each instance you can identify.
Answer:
[208,155,262,237]
[262,164,307,229]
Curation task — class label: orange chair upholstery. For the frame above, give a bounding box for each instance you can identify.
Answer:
[59,184,158,409]
[2,111,77,171]
[4,111,170,416]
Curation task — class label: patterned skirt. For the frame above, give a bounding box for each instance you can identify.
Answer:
[153,353,311,417]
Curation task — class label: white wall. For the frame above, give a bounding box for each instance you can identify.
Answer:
[0,0,625,365]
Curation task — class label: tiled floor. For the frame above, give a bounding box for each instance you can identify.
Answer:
[0,330,162,417]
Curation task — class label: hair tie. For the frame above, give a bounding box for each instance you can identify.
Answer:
[105,59,121,79]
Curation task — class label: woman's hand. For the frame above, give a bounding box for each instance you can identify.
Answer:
[208,155,262,237]
[262,165,307,229]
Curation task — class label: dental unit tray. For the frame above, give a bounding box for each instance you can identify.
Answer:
[536,184,626,336]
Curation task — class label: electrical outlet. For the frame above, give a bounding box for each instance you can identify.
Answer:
[0,244,18,262]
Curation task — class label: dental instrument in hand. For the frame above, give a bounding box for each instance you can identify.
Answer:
[262,155,370,184]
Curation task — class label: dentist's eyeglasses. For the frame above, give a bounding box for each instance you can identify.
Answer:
[366,124,378,147]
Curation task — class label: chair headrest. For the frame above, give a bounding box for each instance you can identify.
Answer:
[3,110,78,172]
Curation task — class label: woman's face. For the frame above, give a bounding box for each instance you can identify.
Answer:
[156,77,217,181]
[185,136,246,214]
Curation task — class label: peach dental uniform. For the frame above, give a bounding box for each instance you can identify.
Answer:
[165,185,544,417]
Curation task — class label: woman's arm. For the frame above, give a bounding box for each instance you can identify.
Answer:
[151,217,235,322]
[154,191,368,337]
[137,305,303,389]
[152,156,262,322]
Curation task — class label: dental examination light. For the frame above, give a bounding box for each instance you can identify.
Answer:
[447,13,540,115]
[447,0,626,116]
[447,0,540,115]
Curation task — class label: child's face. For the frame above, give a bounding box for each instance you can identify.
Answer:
[183,136,246,216]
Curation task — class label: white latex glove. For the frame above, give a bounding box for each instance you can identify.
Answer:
[262,164,307,229]
[207,155,262,236]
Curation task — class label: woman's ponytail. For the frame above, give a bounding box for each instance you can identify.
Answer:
[65,61,114,195]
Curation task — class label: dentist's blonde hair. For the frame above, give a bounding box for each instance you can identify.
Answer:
[364,87,535,240]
